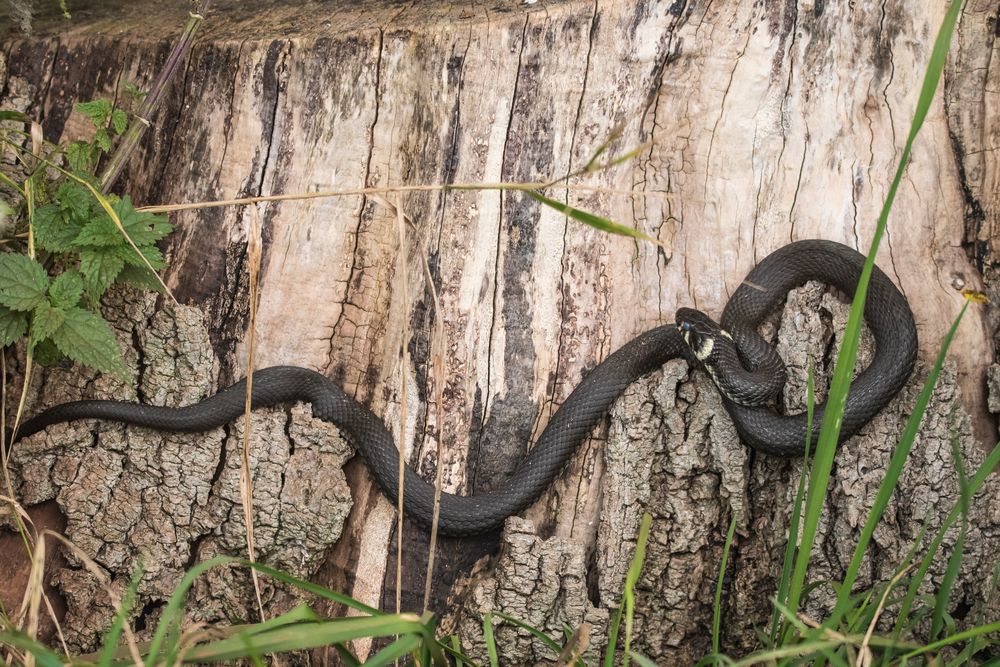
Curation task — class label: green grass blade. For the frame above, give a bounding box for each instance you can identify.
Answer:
[605,143,653,169]
[225,604,321,638]
[930,435,971,640]
[441,635,477,667]
[892,439,1000,646]
[526,190,661,246]
[0,111,32,123]
[770,364,816,644]
[930,520,965,640]
[181,615,428,662]
[0,630,66,667]
[334,643,362,666]
[416,611,448,667]
[952,563,1000,663]
[238,633,265,667]
[713,513,738,654]
[244,560,381,615]
[695,652,738,667]
[363,634,423,667]
[771,599,849,667]
[603,513,653,667]
[420,639,432,667]
[900,619,1000,661]
[0,168,24,195]
[732,639,842,666]
[580,124,625,173]
[623,513,653,667]
[143,555,239,667]
[828,299,970,630]
[483,612,499,667]
[603,603,624,667]
[492,611,563,656]
[97,562,144,667]
[627,651,660,667]
[786,0,965,627]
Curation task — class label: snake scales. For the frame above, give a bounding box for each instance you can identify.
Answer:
[6,239,917,536]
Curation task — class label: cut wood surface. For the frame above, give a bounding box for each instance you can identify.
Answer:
[1,0,998,662]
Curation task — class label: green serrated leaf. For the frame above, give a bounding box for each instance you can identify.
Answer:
[111,109,128,135]
[117,196,172,245]
[70,170,102,190]
[75,99,111,125]
[80,248,125,301]
[50,307,127,377]
[74,214,123,247]
[116,265,165,293]
[49,270,83,309]
[66,141,95,173]
[114,243,164,270]
[32,203,86,253]
[56,181,94,218]
[0,305,28,346]
[93,128,112,152]
[0,253,50,312]
[124,81,148,102]
[30,301,65,348]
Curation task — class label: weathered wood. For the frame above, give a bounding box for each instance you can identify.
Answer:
[1,0,998,662]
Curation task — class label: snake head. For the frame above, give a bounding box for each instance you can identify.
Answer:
[676,307,786,407]
[675,307,729,363]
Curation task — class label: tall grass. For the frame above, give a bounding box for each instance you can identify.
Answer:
[723,0,1000,662]
[783,0,966,630]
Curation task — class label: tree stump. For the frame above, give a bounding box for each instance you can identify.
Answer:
[1,0,998,662]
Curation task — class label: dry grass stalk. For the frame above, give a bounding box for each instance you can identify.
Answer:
[419,226,446,613]
[394,198,409,618]
[241,205,267,624]
[137,181,686,215]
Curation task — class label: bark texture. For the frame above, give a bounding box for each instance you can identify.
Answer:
[1,0,998,662]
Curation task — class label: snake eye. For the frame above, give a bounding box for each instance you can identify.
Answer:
[678,321,692,332]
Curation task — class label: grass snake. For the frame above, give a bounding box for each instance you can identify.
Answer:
[6,239,917,536]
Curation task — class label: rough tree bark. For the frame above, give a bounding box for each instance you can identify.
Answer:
[1,0,998,663]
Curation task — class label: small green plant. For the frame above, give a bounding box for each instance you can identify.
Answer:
[65,98,130,172]
[0,97,172,377]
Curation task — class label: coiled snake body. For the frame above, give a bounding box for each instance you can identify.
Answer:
[6,240,917,536]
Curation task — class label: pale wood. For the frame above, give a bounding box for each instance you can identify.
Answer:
[1,0,998,661]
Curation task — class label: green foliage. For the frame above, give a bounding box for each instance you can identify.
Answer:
[50,307,129,377]
[123,81,149,105]
[0,252,48,311]
[604,512,653,667]
[526,190,662,246]
[0,306,28,346]
[48,269,83,309]
[0,95,170,378]
[66,98,130,172]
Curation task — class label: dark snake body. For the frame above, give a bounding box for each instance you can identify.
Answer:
[7,240,917,535]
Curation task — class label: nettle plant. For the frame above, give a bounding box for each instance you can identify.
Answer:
[0,95,171,378]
